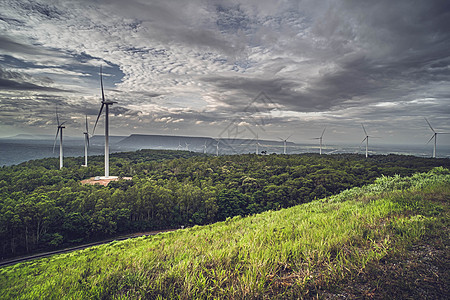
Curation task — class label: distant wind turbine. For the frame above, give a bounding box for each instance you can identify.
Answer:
[53,107,66,170]
[82,115,89,167]
[185,142,190,151]
[215,139,220,156]
[177,141,182,151]
[279,134,292,154]
[361,124,379,158]
[425,118,450,158]
[313,127,326,155]
[203,141,207,154]
[93,66,117,178]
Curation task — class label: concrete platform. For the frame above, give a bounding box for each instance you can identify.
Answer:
[80,176,132,186]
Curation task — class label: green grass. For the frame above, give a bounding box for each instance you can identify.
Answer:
[1,167,449,299]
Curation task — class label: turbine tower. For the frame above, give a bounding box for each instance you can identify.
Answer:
[425,118,450,158]
[255,133,259,154]
[53,108,66,169]
[203,141,207,154]
[82,115,90,167]
[279,134,292,154]
[313,127,326,155]
[93,66,117,179]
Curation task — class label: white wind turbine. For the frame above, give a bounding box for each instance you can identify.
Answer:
[279,134,292,154]
[82,115,90,167]
[215,139,220,156]
[177,141,182,151]
[425,118,450,158]
[93,66,117,179]
[361,124,379,158]
[53,108,66,170]
[185,142,190,151]
[313,127,326,155]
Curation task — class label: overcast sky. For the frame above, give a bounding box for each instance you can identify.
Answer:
[0,0,449,146]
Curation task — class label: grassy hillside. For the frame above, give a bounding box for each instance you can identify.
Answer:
[1,167,448,299]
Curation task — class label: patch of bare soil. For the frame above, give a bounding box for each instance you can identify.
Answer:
[320,232,449,299]
[80,177,132,186]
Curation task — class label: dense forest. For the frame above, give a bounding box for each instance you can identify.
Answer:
[1,150,449,259]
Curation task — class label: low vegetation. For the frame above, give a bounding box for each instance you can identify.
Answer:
[1,150,449,259]
[1,167,448,299]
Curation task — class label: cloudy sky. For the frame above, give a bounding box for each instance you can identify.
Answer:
[1,0,449,146]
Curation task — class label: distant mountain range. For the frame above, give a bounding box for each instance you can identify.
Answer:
[0,133,305,155]
[4,134,63,140]
[116,134,294,153]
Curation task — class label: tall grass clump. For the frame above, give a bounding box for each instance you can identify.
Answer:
[1,167,449,299]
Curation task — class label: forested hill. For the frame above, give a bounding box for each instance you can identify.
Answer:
[1,150,449,259]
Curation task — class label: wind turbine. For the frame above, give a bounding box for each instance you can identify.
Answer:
[279,134,292,154]
[215,139,220,156]
[361,124,379,158]
[82,115,89,167]
[313,127,326,155]
[425,118,450,158]
[203,141,207,154]
[93,66,117,179]
[185,142,190,151]
[177,141,182,151]
[53,108,66,170]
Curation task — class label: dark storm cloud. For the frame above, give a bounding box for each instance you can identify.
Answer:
[0,0,449,142]
[0,36,43,55]
[0,68,66,92]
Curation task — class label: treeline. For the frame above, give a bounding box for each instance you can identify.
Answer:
[1,150,448,259]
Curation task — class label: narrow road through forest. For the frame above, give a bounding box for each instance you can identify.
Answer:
[0,229,176,268]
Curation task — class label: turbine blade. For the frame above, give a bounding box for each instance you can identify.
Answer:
[85,114,89,132]
[286,134,293,140]
[426,134,435,144]
[321,127,326,138]
[361,123,367,136]
[100,65,106,102]
[86,133,90,147]
[424,118,435,133]
[360,137,367,144]
[55,105,60,126]
[53,128,60,153]
[92,103,105,135]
